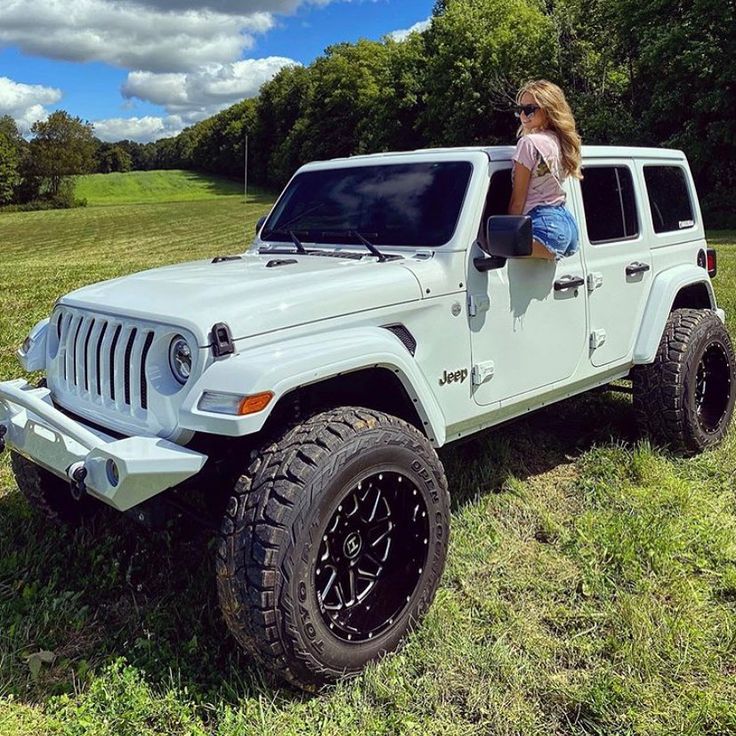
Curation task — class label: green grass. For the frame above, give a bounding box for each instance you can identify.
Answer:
[1,178,736,734]
[75,170,244,206]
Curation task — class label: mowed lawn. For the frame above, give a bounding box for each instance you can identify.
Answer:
[75,170,244,206]
[1,174,736,735]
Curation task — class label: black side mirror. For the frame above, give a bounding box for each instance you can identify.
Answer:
[484,216,533,258]
[256,215,267,235]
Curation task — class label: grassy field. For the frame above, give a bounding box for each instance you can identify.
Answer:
[75,170,243,206]
[1,173,736,734]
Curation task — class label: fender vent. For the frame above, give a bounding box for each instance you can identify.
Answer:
[383,324,417,356]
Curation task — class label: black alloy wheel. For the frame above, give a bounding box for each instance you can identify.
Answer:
[693,342,732,434]
[315,470,430,643]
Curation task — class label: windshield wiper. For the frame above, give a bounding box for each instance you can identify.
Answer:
[259,228,308,254]
[320,230,387,263]
[265,202,326,236]
[288,230,307,254]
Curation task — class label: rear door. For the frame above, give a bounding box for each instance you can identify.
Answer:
[578,160,653,367]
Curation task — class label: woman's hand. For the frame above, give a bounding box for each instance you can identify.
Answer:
[508,161,531,216]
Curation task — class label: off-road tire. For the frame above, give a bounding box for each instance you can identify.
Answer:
[216,407,450,690]
[10,452,98,525]
[632,308,736,454]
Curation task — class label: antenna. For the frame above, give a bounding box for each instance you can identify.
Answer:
[244,133,249,204]
[244,132,249,242]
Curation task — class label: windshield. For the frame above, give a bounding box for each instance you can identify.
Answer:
[262,161,473,247]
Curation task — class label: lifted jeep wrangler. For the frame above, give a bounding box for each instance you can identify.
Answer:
[1,146,733,690]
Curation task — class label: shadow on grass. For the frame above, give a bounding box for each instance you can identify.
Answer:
[178,171,275,202]
[441,386,638,512]
[0,387,637,707]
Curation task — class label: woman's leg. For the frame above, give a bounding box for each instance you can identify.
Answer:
[530,239,556,260]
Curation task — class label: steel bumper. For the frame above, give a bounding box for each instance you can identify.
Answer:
[0,379,208,512]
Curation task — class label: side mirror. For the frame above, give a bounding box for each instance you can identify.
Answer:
[484,216,533,258]
[256,215,267,235]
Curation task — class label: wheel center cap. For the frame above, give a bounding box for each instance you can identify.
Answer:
[343,532,363,559]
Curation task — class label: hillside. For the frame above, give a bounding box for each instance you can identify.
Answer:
[75,169,246,206]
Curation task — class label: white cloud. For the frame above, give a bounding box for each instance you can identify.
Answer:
[122,57,298,119]
[92,56,297,142]
[0,76,62,133]
[93,115,186,143]
[388,18,431,42]
[0,0,275,73]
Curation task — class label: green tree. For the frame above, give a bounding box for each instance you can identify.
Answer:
[28,111,96,197]
[0,115,22,204]
[610,0,736,225]
[420,0,559,146]
[97,143,133,173]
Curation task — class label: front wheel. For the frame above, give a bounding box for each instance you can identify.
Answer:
[632,308,736,454]
[216,407,450,690]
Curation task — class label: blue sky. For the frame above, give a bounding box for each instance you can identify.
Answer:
[0,0,433,142]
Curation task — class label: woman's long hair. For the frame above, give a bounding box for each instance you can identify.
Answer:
[517,80,582,180]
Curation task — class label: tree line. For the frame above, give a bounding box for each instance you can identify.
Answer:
[1,0,733,225]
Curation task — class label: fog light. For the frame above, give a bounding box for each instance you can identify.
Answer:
[106,459,120,487]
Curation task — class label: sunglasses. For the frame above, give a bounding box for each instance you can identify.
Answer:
[514,104,540,118]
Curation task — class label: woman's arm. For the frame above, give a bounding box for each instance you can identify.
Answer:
[508,161,531,215]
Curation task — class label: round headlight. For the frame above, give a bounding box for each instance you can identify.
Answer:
[169,336,193,384]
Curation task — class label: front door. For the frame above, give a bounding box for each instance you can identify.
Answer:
[468,169,588,406]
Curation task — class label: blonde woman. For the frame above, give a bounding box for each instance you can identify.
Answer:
[508,80,582,260]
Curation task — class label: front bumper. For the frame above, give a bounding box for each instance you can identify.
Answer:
[0,379,208,512]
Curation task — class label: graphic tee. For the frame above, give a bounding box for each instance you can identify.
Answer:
[511,130,566,214]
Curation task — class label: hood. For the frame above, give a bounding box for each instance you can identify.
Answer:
[60,251,423,345]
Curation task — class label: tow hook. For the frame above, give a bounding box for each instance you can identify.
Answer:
[0,424,6,454]
[67,462,88,501]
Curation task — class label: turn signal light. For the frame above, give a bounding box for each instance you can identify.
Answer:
[238,392,274,415]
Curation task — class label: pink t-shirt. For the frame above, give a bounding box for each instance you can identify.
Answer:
[511,130,566,214]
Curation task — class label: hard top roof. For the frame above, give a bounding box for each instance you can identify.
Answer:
[319,145,686,163]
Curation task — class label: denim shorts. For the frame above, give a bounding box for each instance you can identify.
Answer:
[528,204,579,260]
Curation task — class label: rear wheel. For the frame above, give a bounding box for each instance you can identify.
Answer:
[632,309,735,454]
[10,452,98,525]
[216,407,450,690]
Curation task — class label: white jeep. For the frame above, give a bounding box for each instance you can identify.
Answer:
[1,146,733,690]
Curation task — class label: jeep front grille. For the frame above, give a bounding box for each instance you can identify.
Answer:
[54,307,155,413]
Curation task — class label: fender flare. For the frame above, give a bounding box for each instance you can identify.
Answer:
[633,264,716,365]
[178,327,447,445]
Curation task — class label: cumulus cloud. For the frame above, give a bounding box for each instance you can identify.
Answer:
[0,0,274,73]
[122,57,298,118]
[388,18,431,42]
[0,76,62,133]
[92,57,297,142]
[93,115,186,143]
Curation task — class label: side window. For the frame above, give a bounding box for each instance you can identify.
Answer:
[580,166,639,244]
[643,166,694,233]
[483,168,512,220]
[478,168,512,243]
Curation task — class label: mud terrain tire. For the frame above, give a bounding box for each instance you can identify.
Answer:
[11,452,99,525]
[632,308,735,454]
[216,406,450,690]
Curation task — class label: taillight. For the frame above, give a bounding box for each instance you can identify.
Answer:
[707,248,717,278]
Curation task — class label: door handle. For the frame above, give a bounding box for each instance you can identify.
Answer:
[554,275,585,291]
[626,261,651,276]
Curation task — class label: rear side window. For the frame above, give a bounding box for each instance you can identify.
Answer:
[643,165,694,233]
[580,166,639,243]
